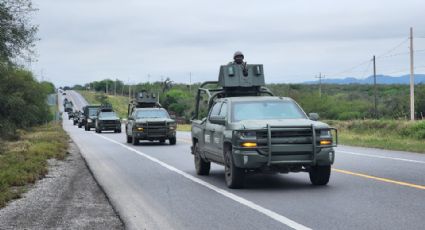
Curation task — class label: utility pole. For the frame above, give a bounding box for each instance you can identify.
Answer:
[106,81,108,94]
[128,84,131,101]
[373,55,377,119]
[409,27,415,121]
[315,73,325,97]
[114,79,117,96]
[148,74,150,84]
[189,72,192,93]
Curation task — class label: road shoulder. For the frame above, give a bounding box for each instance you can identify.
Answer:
[0,140,124,229]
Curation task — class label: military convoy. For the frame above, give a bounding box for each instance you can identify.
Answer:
[63,52,337,189]
[191,54,337,188]
[125,91,177,145]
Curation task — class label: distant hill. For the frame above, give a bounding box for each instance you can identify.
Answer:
[303,74,425,84]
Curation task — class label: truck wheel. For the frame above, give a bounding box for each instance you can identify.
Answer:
[78,123,82,128]
[194,143,210,175]
[224,148,245,189]
[126,135,132,143]
[169,137,176,145]
[85,125,89,131]
[132,136,139,145]
[309,165,331,185]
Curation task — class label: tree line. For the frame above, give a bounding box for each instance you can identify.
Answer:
[72,78,425,122]
[0,0,55,140]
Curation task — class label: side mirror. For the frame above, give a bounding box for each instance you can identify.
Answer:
[170,115,176,120]
[309,113,319,121]
[209,115,226,125]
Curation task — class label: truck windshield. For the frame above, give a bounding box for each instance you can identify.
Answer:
[88,108,98,117]
[231,101,306,122]
[136,110,169,119]
[99,112,117,118]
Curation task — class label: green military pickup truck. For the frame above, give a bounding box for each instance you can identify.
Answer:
[191,60,337,188]
[95,104,121,133]
[125,91,177,145]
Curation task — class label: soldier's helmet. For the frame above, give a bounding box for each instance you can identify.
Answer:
[233,51,244,64]
[233,51,244,60]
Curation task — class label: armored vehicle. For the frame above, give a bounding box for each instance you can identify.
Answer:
[64,101,73,113]
[95,104,121,133]
[125,91,176,145]
[82,105,101,131]
[72,111,80,125]
[191,60,337,188]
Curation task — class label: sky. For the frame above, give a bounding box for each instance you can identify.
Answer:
[29,0,425,86]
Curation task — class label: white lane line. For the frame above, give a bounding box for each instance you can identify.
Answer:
[337,150,425,164]
[96,134,311,230]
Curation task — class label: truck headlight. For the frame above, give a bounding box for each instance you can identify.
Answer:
[236,131,256,139]
[137,127,144,131]
[319,130,331,138]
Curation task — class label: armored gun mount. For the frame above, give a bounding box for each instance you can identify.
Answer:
[193,63,273,120]
[127,91,162,116]
[97,103,114,114]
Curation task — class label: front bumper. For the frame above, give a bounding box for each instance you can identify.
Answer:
[99,124,121,130]
[233,148,335,168]
[232,125,337,169]
[133,130,176,140]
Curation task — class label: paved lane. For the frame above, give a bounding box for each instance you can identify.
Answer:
[63,90,425,230]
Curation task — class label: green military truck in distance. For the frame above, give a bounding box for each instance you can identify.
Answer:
[126,91,177,145]
[82,105,101,131]
[95,104,122,133]
[191,56,337,188]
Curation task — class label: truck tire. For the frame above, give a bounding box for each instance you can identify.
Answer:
[224,148,245,189]
[132,136,139,145]
[85,125,89,131]
[78,123,82,128]
[126,135,132,143]
[309,165,331,185]
[194,143,210,175]
[169,137,176,145]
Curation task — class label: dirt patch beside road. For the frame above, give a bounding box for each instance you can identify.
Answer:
[0,141,124,229]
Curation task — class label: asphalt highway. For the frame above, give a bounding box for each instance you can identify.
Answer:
[63,90,425,230]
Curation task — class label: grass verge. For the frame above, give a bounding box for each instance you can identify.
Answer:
[327,120,425,153]
[78,91,129,118]
[177,124,191,132]
[0,122,68,208]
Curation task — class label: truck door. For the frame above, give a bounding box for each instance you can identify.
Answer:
[127,111,137,136]
[204,102,222,159]
[211,102,227,160]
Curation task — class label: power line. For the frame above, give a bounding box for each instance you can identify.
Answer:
[376,38,409,58]
[327,59,372,77]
